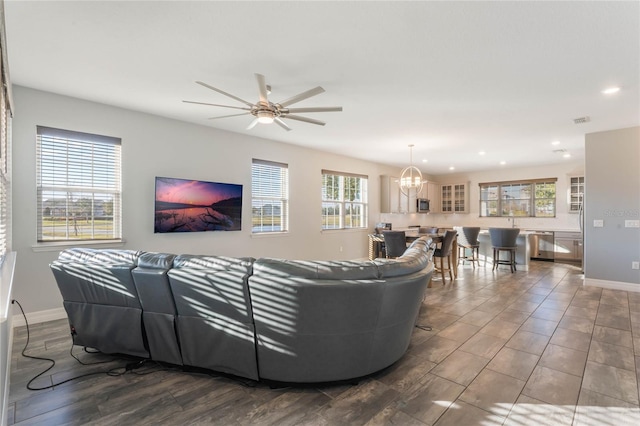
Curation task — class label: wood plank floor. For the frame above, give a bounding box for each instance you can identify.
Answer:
[8,260,640,425]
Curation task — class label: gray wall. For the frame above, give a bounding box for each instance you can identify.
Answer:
[11,86,399,315]
[584,126,640,287]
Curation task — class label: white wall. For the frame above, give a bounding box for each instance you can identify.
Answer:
[11,86,399,315]
[380,162,585,231]
[584,126,640,288]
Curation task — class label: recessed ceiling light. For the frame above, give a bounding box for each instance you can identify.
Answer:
[563,153,571,158]
[449,166,455,170]
[500,161,506,165]
[602,87,620,95]
[478,151,486,155]
[422,159,428,163]
[551,141,560,145]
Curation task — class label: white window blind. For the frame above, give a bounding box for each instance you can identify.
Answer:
[36,126,122,242]
[251,159,289,233]
[0,54,11,260]
[321,170,368,230]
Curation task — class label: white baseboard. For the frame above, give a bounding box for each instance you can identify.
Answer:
[584,278,640,293]
[12,307,67,327]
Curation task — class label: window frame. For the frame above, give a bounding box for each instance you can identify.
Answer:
[36,126,122,243]
[479,178,557,218]
[321,170,368,230]
[251,159,289,234]
[0,26,12,261]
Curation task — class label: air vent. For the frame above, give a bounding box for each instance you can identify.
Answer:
[573,116,590,124]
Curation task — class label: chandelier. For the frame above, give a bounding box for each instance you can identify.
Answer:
[399,144,425,196]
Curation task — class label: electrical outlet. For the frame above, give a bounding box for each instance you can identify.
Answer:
[633,261,640,270]
[339,246,343,253]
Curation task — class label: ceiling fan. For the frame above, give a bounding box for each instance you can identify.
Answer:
[183,73,342,131]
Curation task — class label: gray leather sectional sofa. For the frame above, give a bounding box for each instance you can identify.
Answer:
[50,237,434,383]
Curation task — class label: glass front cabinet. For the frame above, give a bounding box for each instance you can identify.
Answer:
[441,182,469,213]
[569,176,584,213]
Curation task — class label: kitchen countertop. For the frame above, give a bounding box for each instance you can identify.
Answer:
[400,227,581,234]
[525,228,581,233]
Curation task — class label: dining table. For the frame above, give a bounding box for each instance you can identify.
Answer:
[367,232,458,278]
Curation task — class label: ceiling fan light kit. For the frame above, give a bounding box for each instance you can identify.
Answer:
[256,110,275,124]
[184,73,342,131]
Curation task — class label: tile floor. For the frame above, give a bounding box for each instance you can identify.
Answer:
[7,260,640,425]
[412,260,640,425]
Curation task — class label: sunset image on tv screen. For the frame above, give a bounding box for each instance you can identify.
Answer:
[154,176,242,233]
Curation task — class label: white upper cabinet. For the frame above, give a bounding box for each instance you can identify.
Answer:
[425,182,441,213]
[380,175,401,213]
[569,176,584,213]
[440,182,469,213]
[381,175,434,213]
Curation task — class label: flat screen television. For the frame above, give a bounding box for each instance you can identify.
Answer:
[154,176,242,233]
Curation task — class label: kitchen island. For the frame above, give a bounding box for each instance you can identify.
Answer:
[477,229,532,271]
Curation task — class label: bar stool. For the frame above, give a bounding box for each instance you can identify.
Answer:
[432,230,457,283]
[489,228,520,273]
[454,226,481,268]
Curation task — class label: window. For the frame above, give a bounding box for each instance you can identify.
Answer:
[321,170,368,230]
[251,159,288,233]
[0,34,12,260]
[36,127,122,242]
[479,178,556,217]
[569,176,584,213]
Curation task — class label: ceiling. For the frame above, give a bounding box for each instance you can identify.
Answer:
[4,1,639,175]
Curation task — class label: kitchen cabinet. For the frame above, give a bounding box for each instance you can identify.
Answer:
[569,176,584,213]
[441,182,469,213]
[425,182,441,213]
[380,175,401,213]
[407,183,432,213]
[554,231,583,261]
[381,175,432,213]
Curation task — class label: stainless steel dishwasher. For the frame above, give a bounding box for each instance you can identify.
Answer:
[529,231,555,260]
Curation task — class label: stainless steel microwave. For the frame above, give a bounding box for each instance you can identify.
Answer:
[417,198,430,213]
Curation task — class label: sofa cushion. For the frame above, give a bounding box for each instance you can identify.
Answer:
[57,248,140,265]
[137,252,176,269]
[252,258,380,280]
[172,254,254,274]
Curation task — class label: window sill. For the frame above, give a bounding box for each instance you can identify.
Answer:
[321,228,369,234]
[250,232,289,239]
[32,239,126,252]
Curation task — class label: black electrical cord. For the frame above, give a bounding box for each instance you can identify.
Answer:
[69,344,120,366]
[11,299,150,390]
[12,300,258,391]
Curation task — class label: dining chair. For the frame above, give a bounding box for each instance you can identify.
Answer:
[432,230,457,283]
[382,231,407,258]
[454,226,481,268]
[489,228,520,273]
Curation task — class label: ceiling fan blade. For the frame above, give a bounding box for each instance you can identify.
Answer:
[283,115,326,126]
[208,113,251,120]
[246,118,260,130]
[183,100,252,111]
[277,86,325,107]
[274,117,292,131]
[195,81,254,108]
[255,73,269,104]
[285,107,342,113]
